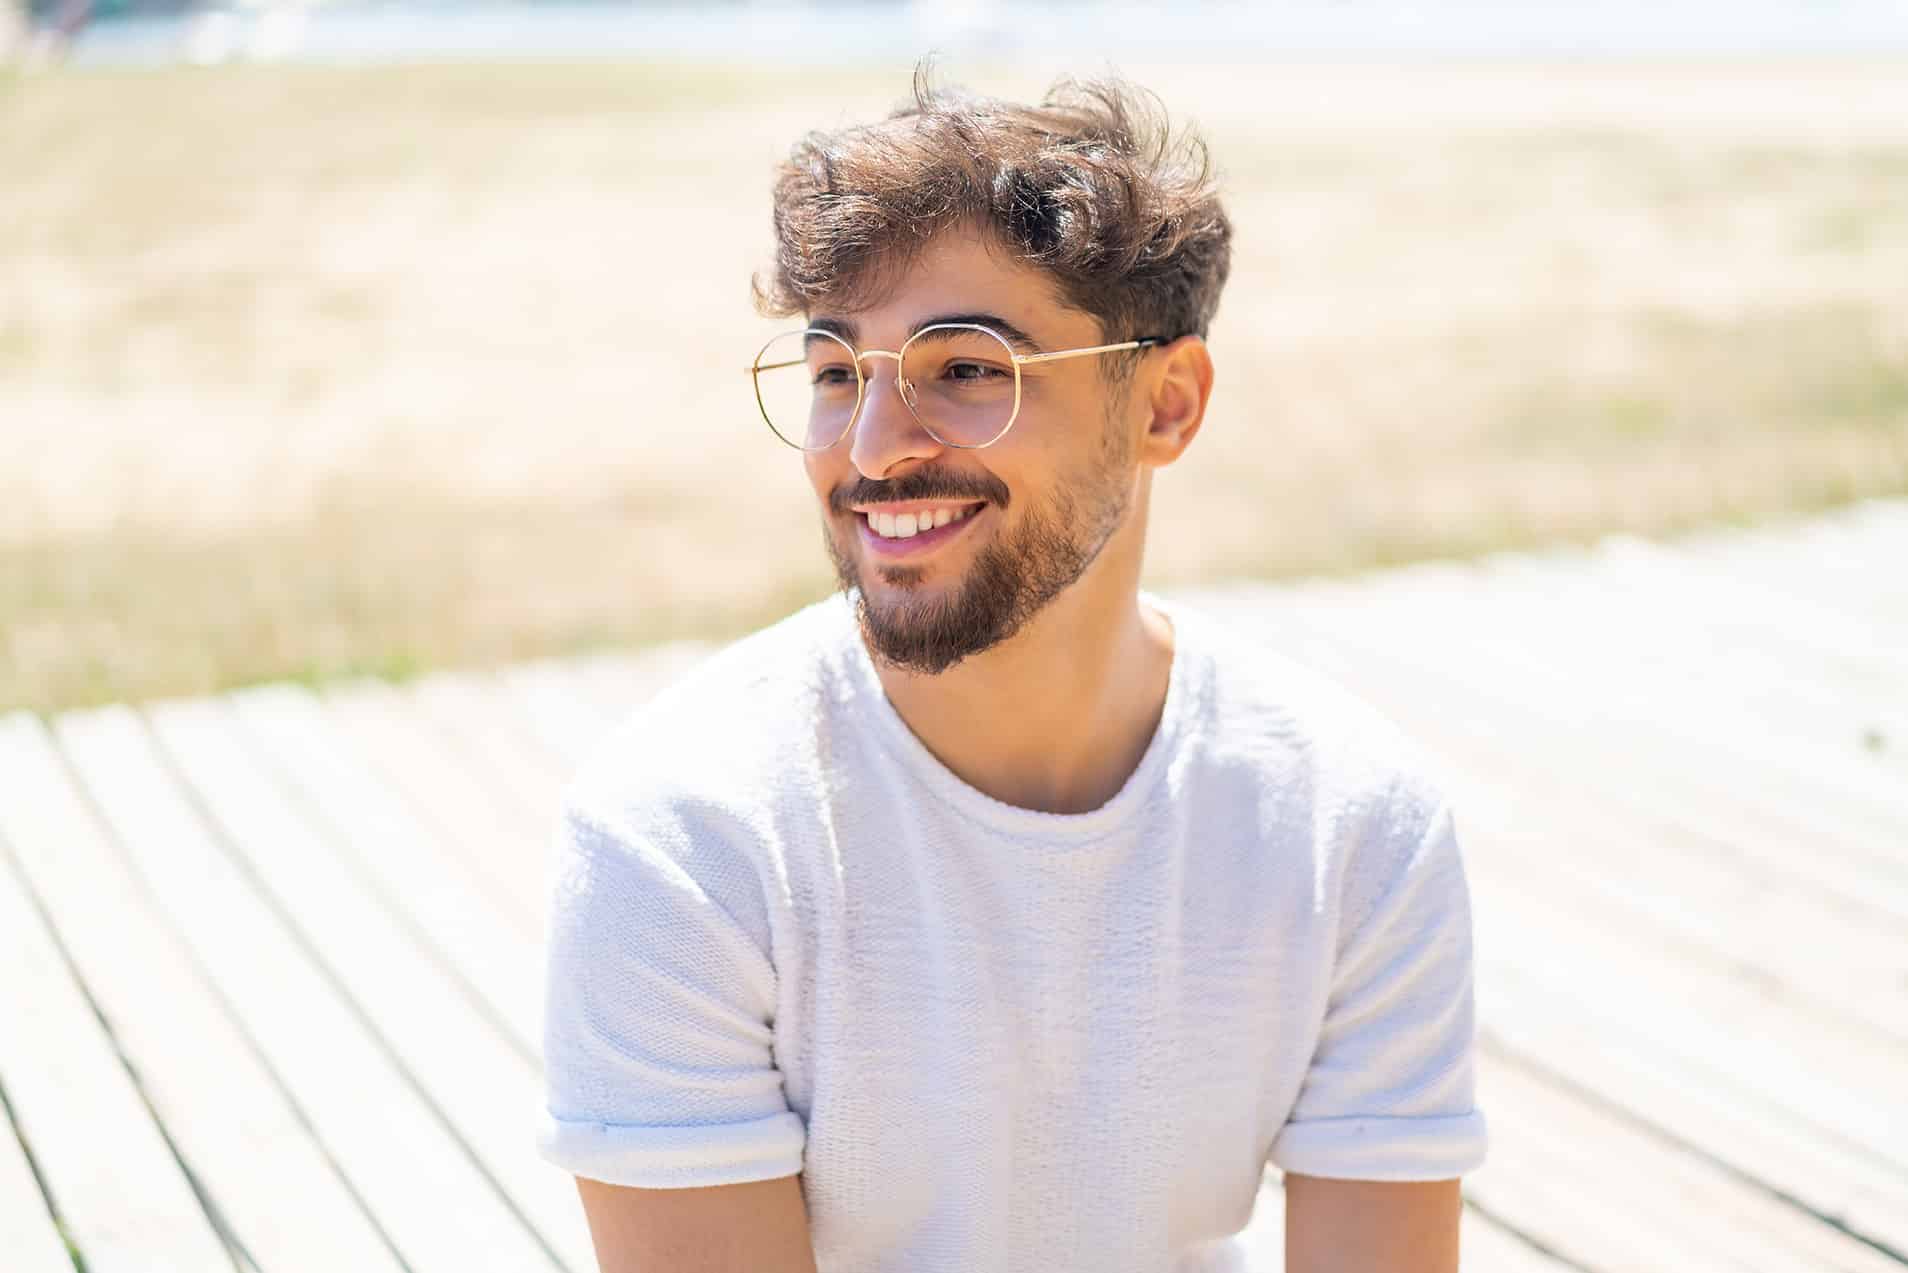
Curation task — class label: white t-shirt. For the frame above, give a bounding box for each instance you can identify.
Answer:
[538,589,1488,1272]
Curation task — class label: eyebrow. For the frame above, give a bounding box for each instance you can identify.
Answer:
[808,312,1046,356]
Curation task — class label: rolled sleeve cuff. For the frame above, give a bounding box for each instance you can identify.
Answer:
[538,1110,807,1188]
[1269,1109,1488,1182]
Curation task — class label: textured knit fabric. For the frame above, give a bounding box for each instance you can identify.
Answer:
[538,589,1488,1272]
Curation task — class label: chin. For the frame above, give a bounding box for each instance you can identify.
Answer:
[863,558,934,590]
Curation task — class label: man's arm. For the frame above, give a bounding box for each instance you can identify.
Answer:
[1284,1174,1462,1273]
[575,1175,820,1273]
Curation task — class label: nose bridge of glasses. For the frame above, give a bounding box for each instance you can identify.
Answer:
[852,348,919,409]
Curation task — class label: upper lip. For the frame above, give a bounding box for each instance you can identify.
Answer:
[849,499,988,516]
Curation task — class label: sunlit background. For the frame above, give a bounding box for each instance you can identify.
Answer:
[4,2,1906,710]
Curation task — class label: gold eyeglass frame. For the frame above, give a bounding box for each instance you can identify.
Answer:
[748,321,1166,452]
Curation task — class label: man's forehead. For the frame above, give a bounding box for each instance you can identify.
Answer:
[802,226,1091,351]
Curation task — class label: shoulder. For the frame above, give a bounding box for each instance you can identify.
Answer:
[1174,596,1449,800]
[1168,595,1457,901]
[565,593,850,820]
[552,594,853,946]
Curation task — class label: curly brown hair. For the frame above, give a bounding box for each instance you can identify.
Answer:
[752,61,1233,372]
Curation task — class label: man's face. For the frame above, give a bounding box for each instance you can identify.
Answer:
[802,227,1141,675]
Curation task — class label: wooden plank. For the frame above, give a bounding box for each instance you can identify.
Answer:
[1422,619,1908,918]
[54,703,563,1273]
[1249,974,1905,1272]
[1475,545,1908,777]
[1471,850,1908,1255]
[0,724,232,1273]
[1673,510,1908,632]
[1191,577,1907,939]
[0,1079,82,1273]
[507,644,709,784]
[1461,1048,1904,1272]
[495,647,691,778]
[1495,549,1907,769]
[1,711,406,1272]
[1466,803,1908,1255]
[1246,1017,1897,1272]
[498,657,621,773]
[1434,690,1900,1053]
[1263,575,1908,927]
[1190,596,1908,1253]
[1845,496,1908,545]
[1294,554,1908,833]
[324,679,547,940]
[1451,548,1908,804]
[1319,643,1908,1048]
[226,683,543,1059]
[566,643,712,722]
[1611,533,1908,775]
[406,672,571,839]
[1451,1212,1586,1273]
[1248,580,1908,1045]
[1584,536,1908,706]
[149,695,592,1271]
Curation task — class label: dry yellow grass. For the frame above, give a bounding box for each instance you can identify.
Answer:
[3,59,1906,710]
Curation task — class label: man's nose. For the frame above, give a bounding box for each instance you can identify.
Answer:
[848,353,943,480]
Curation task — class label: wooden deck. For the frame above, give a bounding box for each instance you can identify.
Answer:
[2,497,1904,1272]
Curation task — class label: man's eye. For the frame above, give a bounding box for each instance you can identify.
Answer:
[813,366,857,387]
[945,361,1008,381]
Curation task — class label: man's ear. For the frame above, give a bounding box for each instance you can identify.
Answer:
[1137,335,1214,468]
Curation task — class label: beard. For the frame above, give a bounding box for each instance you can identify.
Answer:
[822,413,1135,676]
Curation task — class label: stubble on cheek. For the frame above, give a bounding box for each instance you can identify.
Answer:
[821,514,856,594]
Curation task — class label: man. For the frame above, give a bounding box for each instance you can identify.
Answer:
[539,65,1488,1273]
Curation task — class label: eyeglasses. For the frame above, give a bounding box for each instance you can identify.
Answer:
[747,322,1166,452]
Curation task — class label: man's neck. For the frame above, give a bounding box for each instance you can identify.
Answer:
[867,577,1177,818]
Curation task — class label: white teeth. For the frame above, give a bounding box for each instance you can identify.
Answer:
[867,504,981,538]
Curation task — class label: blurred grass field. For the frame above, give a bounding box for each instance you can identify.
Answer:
[3,58,1906,711]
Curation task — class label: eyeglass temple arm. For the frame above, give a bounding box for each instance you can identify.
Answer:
[749,336,1168,375]
[1014,336,1167,366]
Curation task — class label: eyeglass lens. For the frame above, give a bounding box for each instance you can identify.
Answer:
[752,326,1018,450]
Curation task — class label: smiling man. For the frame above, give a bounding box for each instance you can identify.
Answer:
[538,66,1488,1273]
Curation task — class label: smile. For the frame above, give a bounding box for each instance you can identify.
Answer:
[854,501,988,559]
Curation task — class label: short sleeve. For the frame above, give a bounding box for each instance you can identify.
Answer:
[536,796,807,1188]
[1268,796,1489,1181]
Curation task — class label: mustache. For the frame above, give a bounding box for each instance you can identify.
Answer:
[830,470,1010,516]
